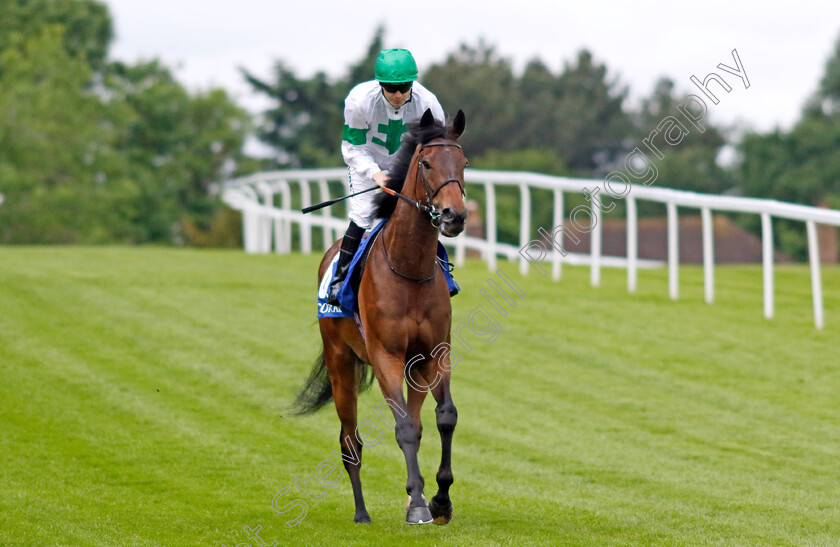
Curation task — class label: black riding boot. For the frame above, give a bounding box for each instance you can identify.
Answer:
[327,222,365,306]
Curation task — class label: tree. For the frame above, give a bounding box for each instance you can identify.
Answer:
[0,26,109,243]
[468,147,569,244]
[0,11,249,245]
[424,45,635,176]
[100,60,250,242]
[804,32,840,119]
[738,119,840,206]
[422,41,519,156]
[0,0,112,72]
[738,30,840,207]
[515,59,561,153]
[541,49,634,174]
[633,77,732,195]
[242,27,384,168]
[734,31,840,259]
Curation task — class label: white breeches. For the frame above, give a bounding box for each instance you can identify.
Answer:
[347,169,379,230]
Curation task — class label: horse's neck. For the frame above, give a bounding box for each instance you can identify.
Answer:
[382,165,439,278]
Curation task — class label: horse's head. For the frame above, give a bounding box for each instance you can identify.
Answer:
[414,109,468,237]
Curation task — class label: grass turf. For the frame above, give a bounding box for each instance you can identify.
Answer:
[1,246,839,546]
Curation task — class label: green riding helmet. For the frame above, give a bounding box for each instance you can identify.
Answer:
[374,49,418,83]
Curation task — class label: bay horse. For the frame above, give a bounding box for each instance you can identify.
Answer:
[293,109,468,525]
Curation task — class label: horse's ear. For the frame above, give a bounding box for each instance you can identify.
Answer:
[451,109,466,139]
[420,108,435,128]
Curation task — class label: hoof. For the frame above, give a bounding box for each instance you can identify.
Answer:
[354,512,371,524]
[406,506,433,525]
[429,498,453,525]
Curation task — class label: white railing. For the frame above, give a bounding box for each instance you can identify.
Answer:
[221,169,840,330]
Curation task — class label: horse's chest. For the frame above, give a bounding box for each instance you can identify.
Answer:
[402,317,443,353]
[361,277,451,350]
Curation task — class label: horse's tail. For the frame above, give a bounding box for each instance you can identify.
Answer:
[290,350,375,415]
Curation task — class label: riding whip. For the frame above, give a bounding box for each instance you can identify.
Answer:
[301,185,381,214]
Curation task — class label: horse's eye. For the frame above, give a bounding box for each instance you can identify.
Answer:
[420,160,431,169]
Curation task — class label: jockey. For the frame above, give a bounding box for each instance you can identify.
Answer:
[326,48,445,305]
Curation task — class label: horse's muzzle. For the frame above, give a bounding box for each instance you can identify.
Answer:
[439,207,467,237]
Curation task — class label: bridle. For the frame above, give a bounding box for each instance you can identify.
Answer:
[379,139,465,283]
[381,140,465,228]
[416,141,465,226]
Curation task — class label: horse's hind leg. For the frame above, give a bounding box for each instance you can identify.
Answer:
[323,332,371,524]
[429,373,457,524]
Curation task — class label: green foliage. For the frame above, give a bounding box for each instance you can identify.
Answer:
[738,119,840,206]
[246,32,640,178]
[633,77,732,195]
[650,147,733,195]
[102,60,250,242]
[470,148,569,243]
[737,118,840,260]
[804,32,840,119]
[424,45,635,175]
[180,205,243,247]
[422,42,519,157]
[471,147,568,175]
[544,49,633,173]
[735,31,840,258]
[2,14,840,251]
[0,0,112,71]
[738,31,840,207]
[0,6,248,245]
[0,25,109,243]
[242,26,384,169]
[243,63,343,168]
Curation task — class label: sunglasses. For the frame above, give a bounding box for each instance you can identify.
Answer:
[380,82,413,94]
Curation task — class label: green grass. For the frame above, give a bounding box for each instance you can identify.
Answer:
[1,247,839,546]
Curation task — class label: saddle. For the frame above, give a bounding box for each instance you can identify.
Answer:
[317,218,459,319]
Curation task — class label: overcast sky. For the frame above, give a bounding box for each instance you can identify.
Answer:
[105,0,840,135]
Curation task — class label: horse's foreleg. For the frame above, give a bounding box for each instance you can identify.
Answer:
[403,374,429,512]
[373,358,432,525]
[406,373,428,451]
[429,373,457,525]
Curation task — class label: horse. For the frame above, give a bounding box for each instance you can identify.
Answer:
[293,108,468,525]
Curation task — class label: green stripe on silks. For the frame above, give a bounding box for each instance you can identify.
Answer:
[342,125,368,145]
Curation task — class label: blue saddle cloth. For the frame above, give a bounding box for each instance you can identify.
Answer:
[317,218,459,318]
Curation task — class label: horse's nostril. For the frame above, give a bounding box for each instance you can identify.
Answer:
[441,207,455,221]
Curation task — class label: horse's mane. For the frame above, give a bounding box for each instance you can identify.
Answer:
[371,117,448,219]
